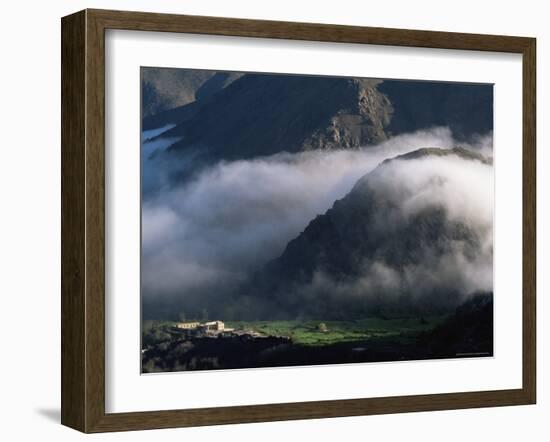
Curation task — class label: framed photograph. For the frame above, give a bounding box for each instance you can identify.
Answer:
[61,9,536,433]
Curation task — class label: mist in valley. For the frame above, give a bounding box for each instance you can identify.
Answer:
[141,127,494,320]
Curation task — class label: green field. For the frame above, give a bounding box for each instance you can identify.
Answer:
[226,317,446,347]
[142,316,447,348]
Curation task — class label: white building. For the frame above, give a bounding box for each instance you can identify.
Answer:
[176,321,200,330]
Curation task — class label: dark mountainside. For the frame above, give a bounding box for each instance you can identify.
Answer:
[420,293,493,357]
[378,80,493,141]
[142,69,242,120]
[236,147,492,320]
[160,75,392,160]
[142,73,492,169]
[195,71,243,101]
[142,68,215,118]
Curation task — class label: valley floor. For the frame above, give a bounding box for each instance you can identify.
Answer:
[141,296,493,373]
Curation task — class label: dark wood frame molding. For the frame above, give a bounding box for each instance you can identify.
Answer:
[61,8,536,433]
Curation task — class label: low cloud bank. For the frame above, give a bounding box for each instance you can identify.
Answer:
[141,127,493,318]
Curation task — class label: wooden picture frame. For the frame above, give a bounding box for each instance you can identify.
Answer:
[61,8,536,433]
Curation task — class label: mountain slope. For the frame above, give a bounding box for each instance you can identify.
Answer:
[141,68,242,119]
[378,80,493,141]
[142,68,217,118]
[159,75,393,161]
[241,147,493,319]
[145,74,493,172]
[142,71,244,130]
[421,293,493,357]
